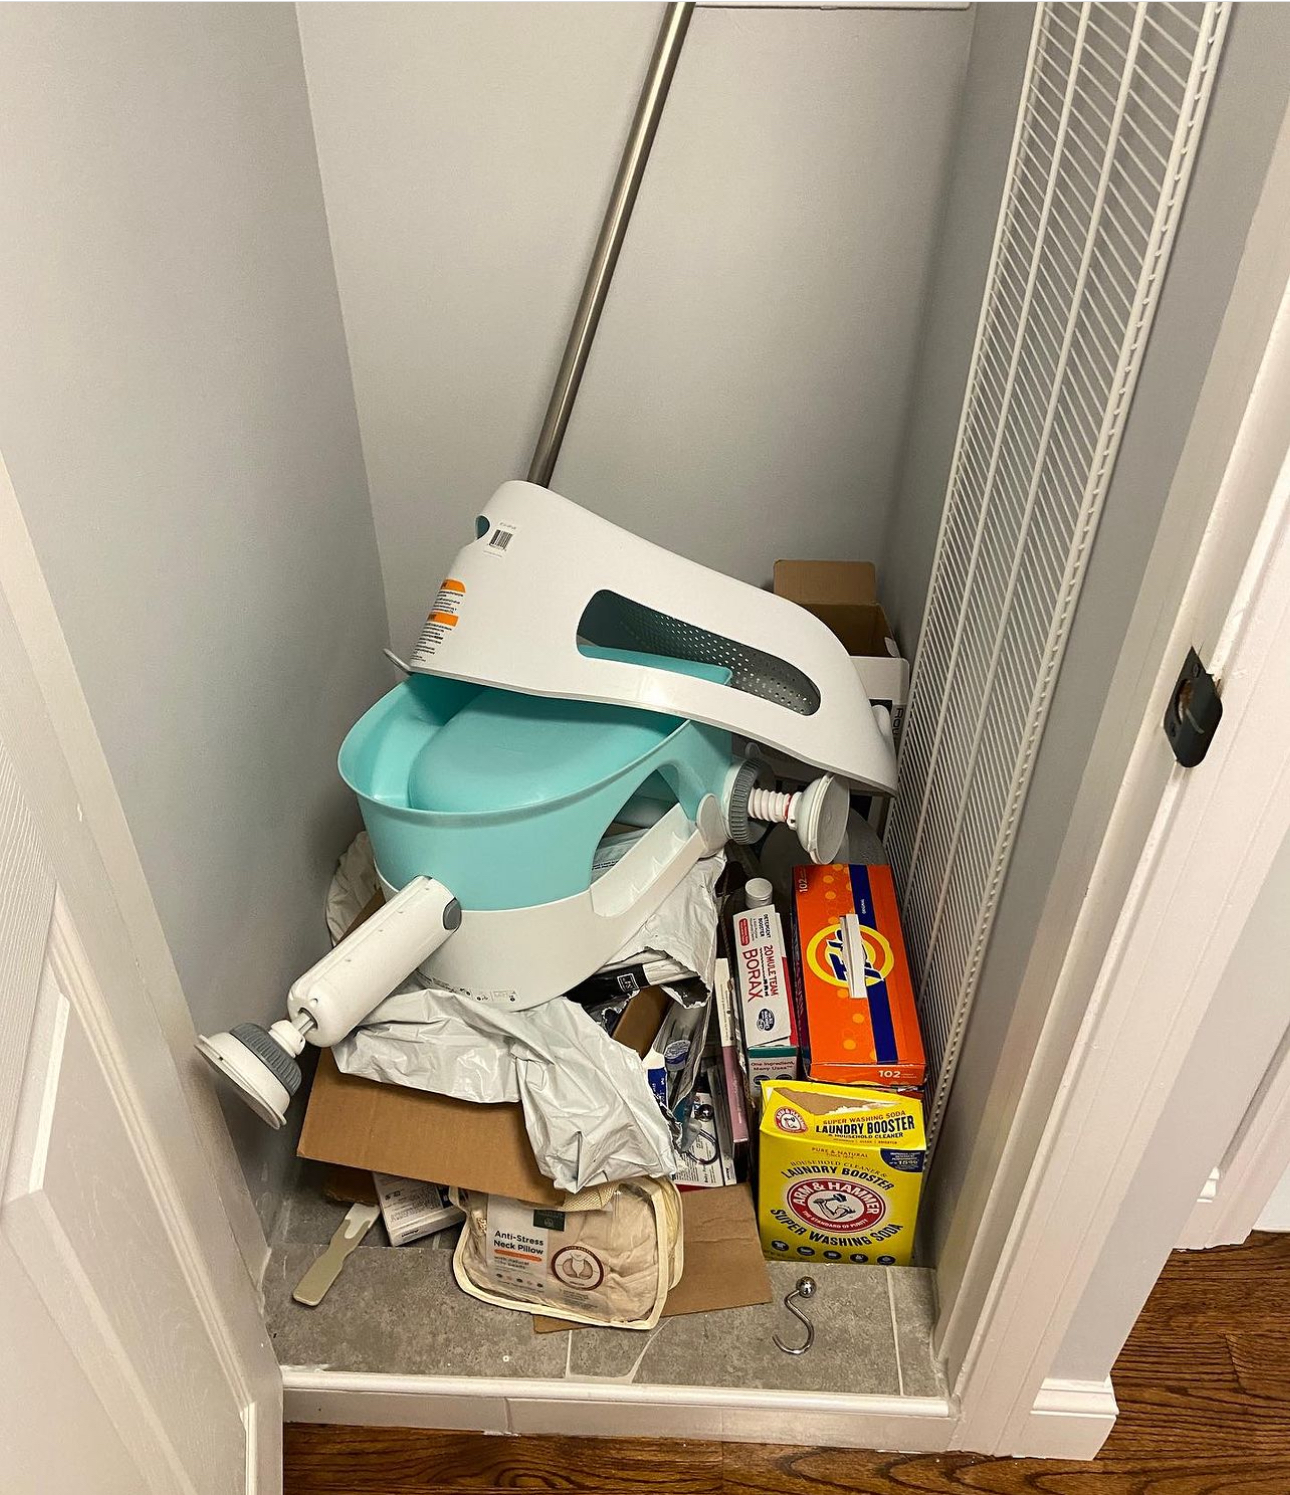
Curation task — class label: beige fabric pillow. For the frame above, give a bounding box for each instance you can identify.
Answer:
[451,1178,683,1329]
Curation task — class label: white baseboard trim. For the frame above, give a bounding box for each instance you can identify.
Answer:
[1009,1377,1118,1460]
[282,1367,957,1450]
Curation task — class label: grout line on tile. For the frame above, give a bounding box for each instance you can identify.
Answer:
[886,1269,905,1397]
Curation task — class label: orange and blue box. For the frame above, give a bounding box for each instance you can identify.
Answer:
[789,864,925,1090]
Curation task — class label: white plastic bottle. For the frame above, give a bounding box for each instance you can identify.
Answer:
[744,876,774,909]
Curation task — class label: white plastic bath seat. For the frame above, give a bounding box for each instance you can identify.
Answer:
[409,482,897,796]
[196,484,887,1130]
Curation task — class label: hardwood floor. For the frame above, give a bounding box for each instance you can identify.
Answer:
[284,1231,1290,1493]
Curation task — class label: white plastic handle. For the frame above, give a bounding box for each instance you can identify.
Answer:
[287,876,459,1046]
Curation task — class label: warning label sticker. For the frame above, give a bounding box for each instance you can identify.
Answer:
[411,578,465,661]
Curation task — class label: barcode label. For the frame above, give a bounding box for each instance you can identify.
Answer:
[487,524,516,553]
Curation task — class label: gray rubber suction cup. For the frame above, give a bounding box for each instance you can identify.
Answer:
[725,759,763,844]
[230,1022,303,1096]
[196,1022,301,1129]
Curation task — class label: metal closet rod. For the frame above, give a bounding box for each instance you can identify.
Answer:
[527,1,695,489]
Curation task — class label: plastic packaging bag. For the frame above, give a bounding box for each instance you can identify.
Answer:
[333,983,679,1194]
[643,981,711,1128]
[325,833,721,1193]
[606,844,725,989]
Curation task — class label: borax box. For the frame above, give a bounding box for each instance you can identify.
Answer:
[790,863,925,1090]
[758,1080,925,1265]
[732,903,798,1085]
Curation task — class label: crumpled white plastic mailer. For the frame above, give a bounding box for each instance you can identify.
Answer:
[325,834,723,1194]
[334,982,679,1193]
[605,851,723,989]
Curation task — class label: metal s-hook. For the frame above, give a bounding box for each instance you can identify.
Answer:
[773,1276,817,1356]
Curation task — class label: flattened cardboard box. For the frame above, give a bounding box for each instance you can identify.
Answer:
[297,985,670,1207]
[533,1183,771,1331]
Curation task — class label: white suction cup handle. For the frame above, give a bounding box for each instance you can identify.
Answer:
[288,876,460,1046]
[746,774,849,865]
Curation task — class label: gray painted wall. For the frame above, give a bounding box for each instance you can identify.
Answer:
[0,3,389,1222]
[298,1,975,655]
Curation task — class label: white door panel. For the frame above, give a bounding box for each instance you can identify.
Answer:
[6,925,250,1494]
[0,741,55,1164]
[0,1236,146,1494]
[0,467,279,1492]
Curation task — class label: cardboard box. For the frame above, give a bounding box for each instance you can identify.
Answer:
[773,560,910,831]
[757,1080,925,1266]
[790,863,925,1089]
[372,1173,464,1245]
[731,903,798,1086]
[533,1183,771,1331]
[298,985,670,1206]
[773,560,884,651]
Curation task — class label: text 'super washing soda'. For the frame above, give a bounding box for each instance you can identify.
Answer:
[757,1080,925,1265]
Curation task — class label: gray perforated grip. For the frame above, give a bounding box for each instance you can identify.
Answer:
[725,759,762,844]
[231,1022,303,1096]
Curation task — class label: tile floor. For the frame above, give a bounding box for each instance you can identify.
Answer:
[265,1162,943,1399]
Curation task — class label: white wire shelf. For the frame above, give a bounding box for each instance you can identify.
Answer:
[887,0,1230,1146]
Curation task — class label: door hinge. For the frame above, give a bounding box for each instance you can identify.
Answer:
[1163,646,1222,767]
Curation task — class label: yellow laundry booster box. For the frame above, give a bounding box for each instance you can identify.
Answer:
[757,1080,925,1265]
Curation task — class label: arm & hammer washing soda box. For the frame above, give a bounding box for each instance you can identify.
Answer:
[757,1080,925,1264]
[790,863,925,1090]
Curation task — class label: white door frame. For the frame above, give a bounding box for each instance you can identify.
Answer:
[949,170,1290,1454]
[930,67,1290,1430]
